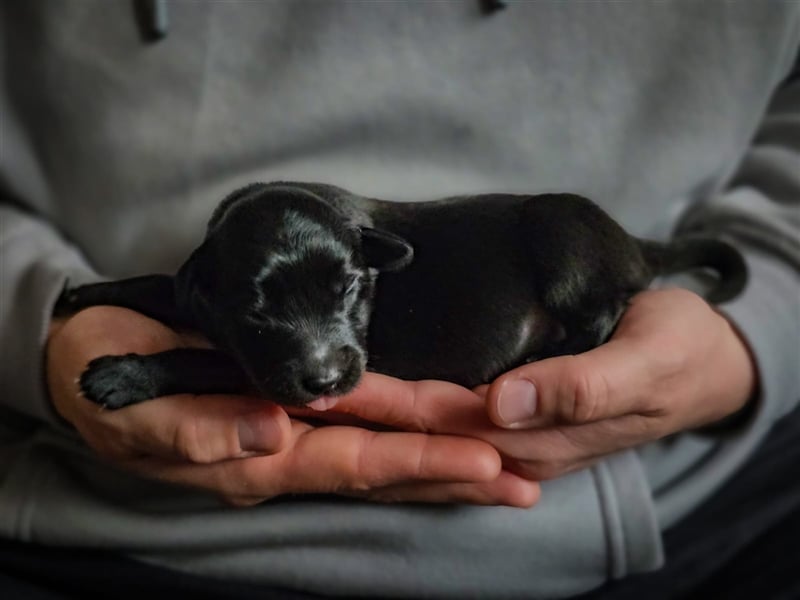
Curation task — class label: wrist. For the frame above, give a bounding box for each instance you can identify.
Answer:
[48,314,68,341]
[45,315,77,427]
[719,309,759,409]
[698,310,760,433]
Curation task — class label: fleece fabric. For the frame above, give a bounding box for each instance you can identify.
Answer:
[1,2,798,597]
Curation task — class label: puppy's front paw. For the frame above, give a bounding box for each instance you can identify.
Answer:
[79,354,157,409]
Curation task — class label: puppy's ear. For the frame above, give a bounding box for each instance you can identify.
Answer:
[359,227,414,272]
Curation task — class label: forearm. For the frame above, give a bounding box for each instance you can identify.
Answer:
[649,60,800,527]
[716,243,800,424]
[676,70,800,427]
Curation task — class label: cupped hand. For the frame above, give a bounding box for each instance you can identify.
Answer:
[321,288,756,483]
[46,306,538,507]
[481,288,757,479]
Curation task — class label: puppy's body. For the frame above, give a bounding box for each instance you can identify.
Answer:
[366,193,640,386]
[57,182,747,408]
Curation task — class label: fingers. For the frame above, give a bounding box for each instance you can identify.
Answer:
[71,393,291,463]
[332,374,491,434]
[218,473,540,509]
[472,384,490,397]
[352,471,541,507]
[131,423,503,501]
[484,411,665,480]
[485,340,667,430]
[285,425,500,493]
[478,342,671,479]
[111,394,291,461]
[503,455,597,482]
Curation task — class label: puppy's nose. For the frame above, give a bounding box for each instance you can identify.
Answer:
[302,369,342,396]
[300,345,358,397]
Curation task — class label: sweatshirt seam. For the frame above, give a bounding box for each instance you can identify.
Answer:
[8,443,51,541]
[590,462,625,580]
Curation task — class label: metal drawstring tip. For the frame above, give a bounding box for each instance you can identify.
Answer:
[480,0,508,15]
[133,0,169,42]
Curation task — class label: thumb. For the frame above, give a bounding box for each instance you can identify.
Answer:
[486,339,658,429]
[108,394,292,463]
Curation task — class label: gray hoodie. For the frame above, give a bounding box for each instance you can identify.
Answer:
[1,1,798,597]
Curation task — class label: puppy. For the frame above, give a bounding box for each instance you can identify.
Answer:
[55,182,747,409]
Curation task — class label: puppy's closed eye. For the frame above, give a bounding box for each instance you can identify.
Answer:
[244,309,271,327]
[332,274,359,297]
[243,290,270,319]
[346,274,360,295]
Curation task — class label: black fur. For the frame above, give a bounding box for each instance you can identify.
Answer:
[55,182,747,408]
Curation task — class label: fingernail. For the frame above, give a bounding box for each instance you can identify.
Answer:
[238,415,282,453]
[497,379,537,427]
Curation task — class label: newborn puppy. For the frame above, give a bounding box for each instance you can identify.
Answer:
[56,182,747,409]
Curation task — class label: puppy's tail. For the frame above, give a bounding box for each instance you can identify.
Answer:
[639,236,748,304]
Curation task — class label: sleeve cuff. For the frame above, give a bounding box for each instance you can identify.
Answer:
[716,247,800,428]
[0,213,100,426]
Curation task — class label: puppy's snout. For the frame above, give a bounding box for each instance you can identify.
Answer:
[300,345,359,397]
[302,370,342,396]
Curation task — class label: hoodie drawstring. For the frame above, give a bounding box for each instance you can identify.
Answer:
[134,0,169,42]
[133,0,504,44]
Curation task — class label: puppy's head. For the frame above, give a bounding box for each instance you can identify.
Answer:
[179,184,412,406]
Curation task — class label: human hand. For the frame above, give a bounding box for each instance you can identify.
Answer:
[478,288,757,479]
[46,306,532,506]
[321,289,756,483]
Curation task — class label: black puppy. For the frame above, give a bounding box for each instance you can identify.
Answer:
[55,182,747,409]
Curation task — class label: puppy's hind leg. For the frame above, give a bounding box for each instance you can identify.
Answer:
[54,274,191,328]
[80,348,249,409]
[538,298,629,360]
